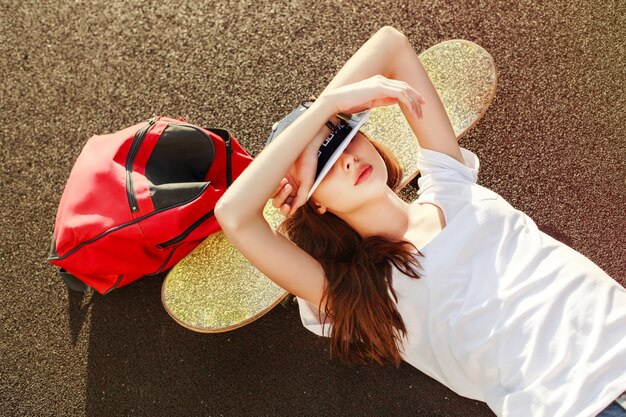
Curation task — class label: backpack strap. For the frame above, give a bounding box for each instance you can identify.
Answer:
[204,128,234,187]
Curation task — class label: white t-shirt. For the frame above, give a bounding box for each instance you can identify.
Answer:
[296,146,626,417]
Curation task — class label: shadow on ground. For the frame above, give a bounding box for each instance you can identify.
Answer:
[64,275,489,416]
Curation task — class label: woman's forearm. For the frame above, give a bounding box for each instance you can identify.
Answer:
[322,25,455,158]
[318,26,409,97]
[215,97,336,228]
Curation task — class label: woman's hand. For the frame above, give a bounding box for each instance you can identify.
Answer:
[271,177,295,217]
[271,125,326,217]
[321,74,425,119]
[271,75,426,216]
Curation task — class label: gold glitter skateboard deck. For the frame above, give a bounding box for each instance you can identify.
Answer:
[161,39,499,333]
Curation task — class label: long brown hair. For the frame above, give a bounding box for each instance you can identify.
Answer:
[277,132,424,368]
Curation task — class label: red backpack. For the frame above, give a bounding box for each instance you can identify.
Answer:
[47,116,253,294]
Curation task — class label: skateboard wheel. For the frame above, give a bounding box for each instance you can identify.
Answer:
[280,293,297,309]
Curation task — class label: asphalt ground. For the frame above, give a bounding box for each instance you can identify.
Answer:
[1,1,624,416]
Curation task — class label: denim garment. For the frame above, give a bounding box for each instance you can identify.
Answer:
[597,401,626,417]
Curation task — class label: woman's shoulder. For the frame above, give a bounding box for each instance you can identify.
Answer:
[417,146,480,186]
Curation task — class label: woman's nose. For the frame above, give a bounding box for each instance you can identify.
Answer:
[341,152,358,171]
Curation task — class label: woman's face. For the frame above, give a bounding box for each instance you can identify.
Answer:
[311,132,388,215]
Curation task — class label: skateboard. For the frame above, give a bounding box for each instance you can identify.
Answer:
[161,39,499,333]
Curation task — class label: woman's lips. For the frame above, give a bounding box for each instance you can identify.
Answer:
[355,165,373,185]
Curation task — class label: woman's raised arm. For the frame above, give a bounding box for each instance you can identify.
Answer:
[216,27,423,227]
[321,26,463,166]
[268,27,463,217]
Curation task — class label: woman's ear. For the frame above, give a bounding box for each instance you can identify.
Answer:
[311,198,327,215]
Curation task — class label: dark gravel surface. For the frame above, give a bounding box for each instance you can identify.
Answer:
[1,1,624,416]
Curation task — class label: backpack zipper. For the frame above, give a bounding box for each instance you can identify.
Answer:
[48,180,209,261]
[103,274,125,294]
[156,209,215,248]
[224,131,233,186]
[126,118,156,213]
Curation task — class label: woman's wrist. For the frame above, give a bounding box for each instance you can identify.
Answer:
[310,93,339,121]
[302,96,342,148]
